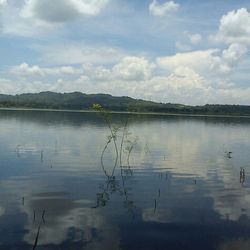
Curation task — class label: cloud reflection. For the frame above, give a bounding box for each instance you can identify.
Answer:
[0,111,250,248]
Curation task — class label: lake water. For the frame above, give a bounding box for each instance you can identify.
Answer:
[0,110,250,250]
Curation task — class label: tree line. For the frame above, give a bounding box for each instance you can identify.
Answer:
[0,91,250,116]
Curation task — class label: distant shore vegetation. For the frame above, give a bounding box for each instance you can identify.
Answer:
[0,91,250,116]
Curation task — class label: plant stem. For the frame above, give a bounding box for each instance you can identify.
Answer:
[120,119,128,167]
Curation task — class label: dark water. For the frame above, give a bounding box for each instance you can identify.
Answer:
[0,110,250,250]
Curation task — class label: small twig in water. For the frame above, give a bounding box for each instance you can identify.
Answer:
[32,223,41,250]
[120,119,128,168]
[40,150,43,163]
[32,209,46,250]
[154,199,157,214]
[42,209,45,223]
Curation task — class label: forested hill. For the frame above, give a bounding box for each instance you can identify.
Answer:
[0,91,250,116]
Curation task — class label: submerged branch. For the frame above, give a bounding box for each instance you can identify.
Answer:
[120,119,128,167]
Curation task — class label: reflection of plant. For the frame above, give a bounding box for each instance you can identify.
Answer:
[92,177,119,208]
[91,104,138,216]
[124,137,138,169]
[92,173,137,217]
[32,209,46,250]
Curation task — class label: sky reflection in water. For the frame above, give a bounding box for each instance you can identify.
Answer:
[0,110,250,250]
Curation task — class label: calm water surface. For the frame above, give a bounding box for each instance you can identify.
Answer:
[0,110,250,250]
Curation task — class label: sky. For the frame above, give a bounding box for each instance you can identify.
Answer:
[0,0,250,105]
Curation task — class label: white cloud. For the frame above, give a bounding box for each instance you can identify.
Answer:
[215,44,248,74]
[211,8,250,44]
[0,0,6,24]
[157,49,220,72]
[11,63,82,76]
[82,64,110,81]
[175,33,202,51]
[175,41,191,52]
[157,46,248,75]
[222,43,248,63]
[0,78,50,94]
[82,56,155,81]
[112,56,155,81]
[60,66,78,74]
[37,43,127,65]
[171,66,205,88]
[149,0,179,17]
[1,2,55,37]
[2,66,250,105]
[188,33,202,45]
[21,0,110,24]
[12,63,44,76]
[0,0,7,7]
[150,47,249,103]
[1,49,250,105]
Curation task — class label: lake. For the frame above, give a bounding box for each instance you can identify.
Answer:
[0,110,250,250]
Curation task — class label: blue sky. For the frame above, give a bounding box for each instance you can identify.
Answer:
[0,0,250,105]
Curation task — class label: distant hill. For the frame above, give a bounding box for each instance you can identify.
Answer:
[0,91,250,116]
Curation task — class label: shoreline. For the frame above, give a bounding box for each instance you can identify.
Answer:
[1,107,250,119]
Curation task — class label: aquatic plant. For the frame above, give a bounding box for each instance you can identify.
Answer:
[91,104,138,216]
[91,104,138,177]
[92,104,119,176]
[240,167,245,185]
[225,151,232,158]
